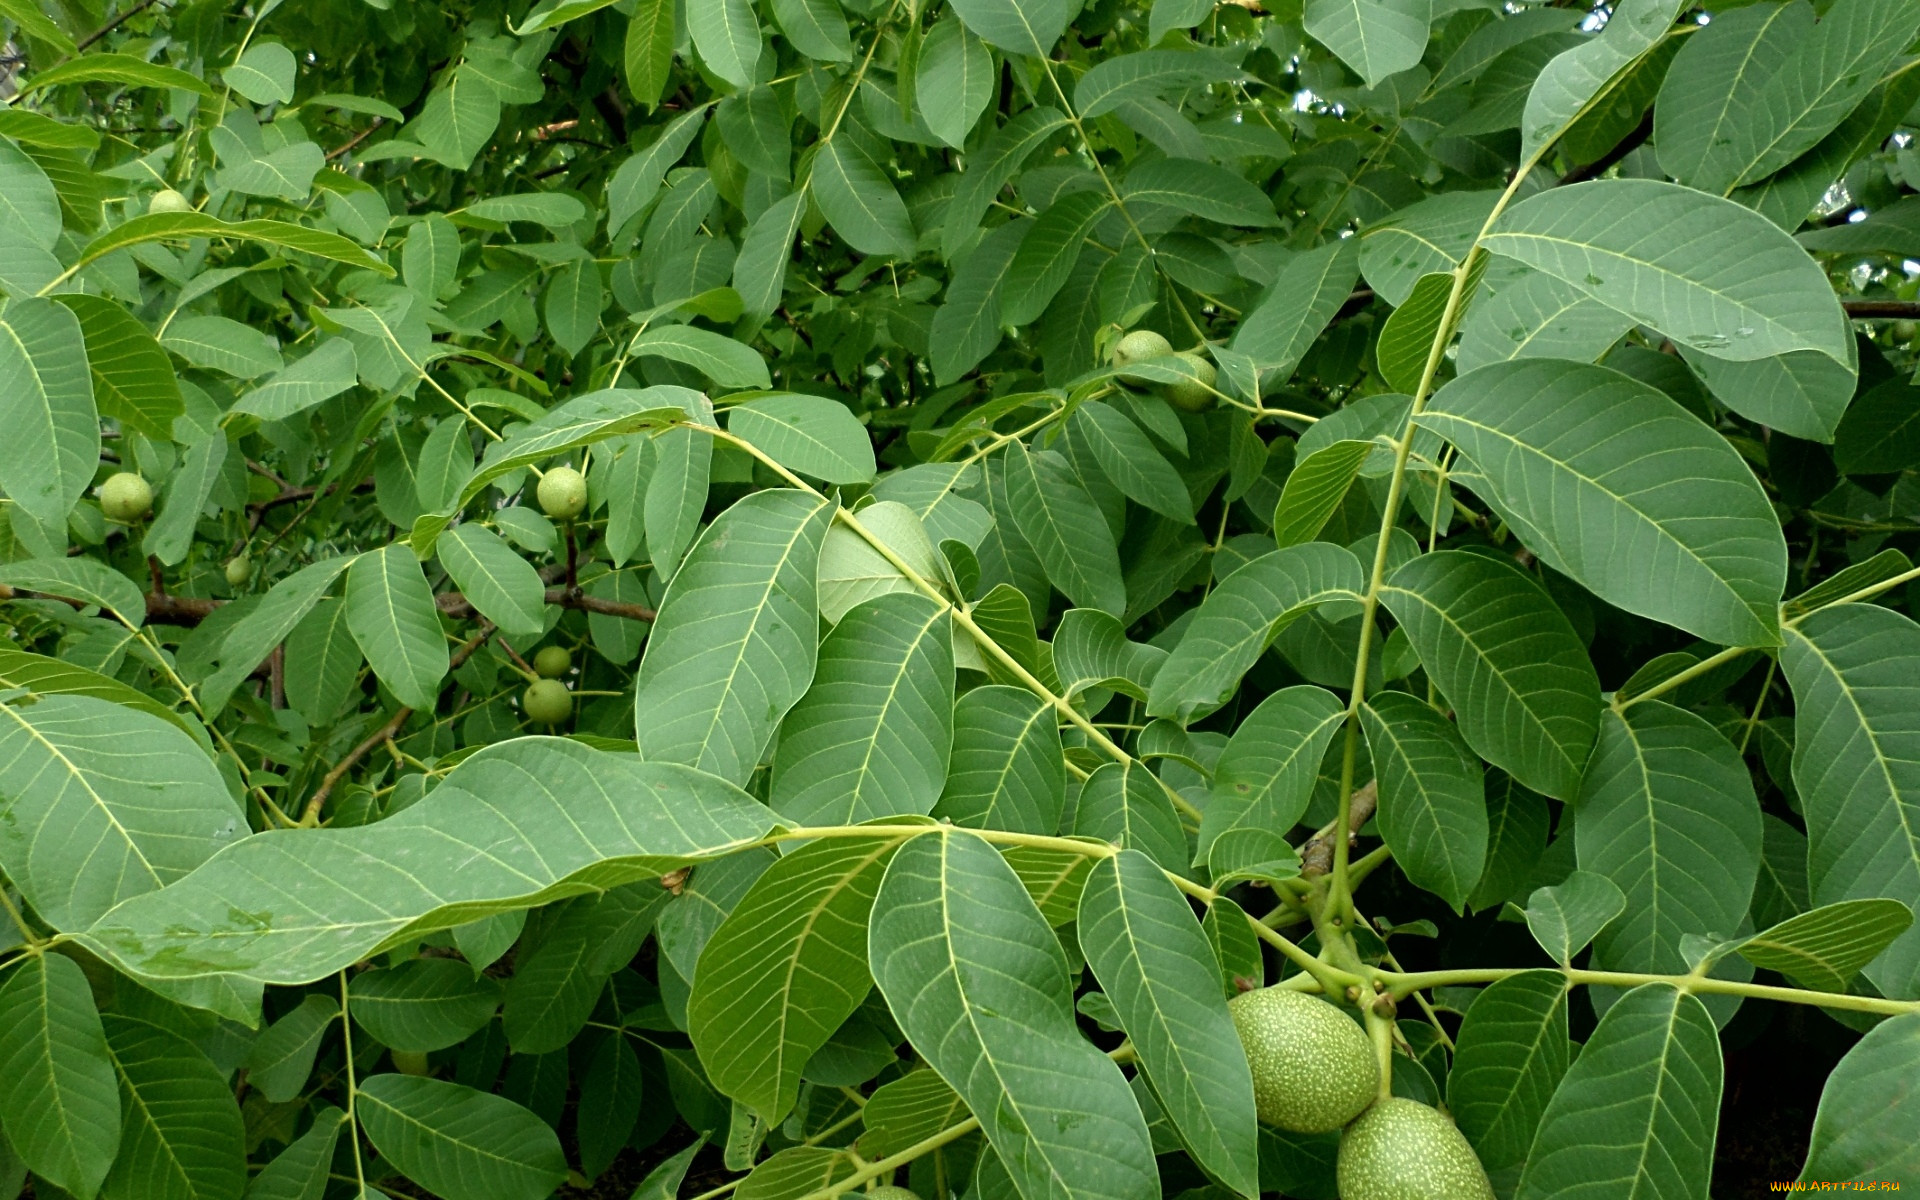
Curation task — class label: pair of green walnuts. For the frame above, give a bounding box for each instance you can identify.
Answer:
[1110,329,1218,412]
[1230,988,1494,1200]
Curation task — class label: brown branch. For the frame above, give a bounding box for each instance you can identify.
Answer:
[74,0,164,53]
[300,622,498,823]
[1843,300,1920,318]
[325,118,384,162]
[1556,108,1655,186]
[1302,779,1378,878]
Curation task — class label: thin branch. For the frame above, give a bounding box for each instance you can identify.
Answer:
[74,0,164,53]
[1556,108,1654,186]
[1842,299,1920,318]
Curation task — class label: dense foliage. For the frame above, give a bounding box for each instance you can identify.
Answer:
[0,0,1917,1195]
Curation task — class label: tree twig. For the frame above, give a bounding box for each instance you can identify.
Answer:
[74,0,164,53]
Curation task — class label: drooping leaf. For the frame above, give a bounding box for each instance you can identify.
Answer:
[868,831,1157,1200]
[690,832,909,1123]
[1077,851,1260,1198]
[345,544,449,711]
[0,298,99,529]
[1799,1011,1920,1184]
[100,1011,247,1200]
[1361,691,1488,913]
[356,1074,567,1200]
[1515,984,1721,1200]
[1418,359,1787,648]
[1446,970,1571,1171]
[1380,550,1601,799]
[632,490,832,786]
[437,524,546,638]
[0,953,122,1198]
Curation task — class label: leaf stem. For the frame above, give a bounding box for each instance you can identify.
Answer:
[1611,643,1757,711]
[339,971,369,1196]
[0,888,43,949]
[1381,964,1920,1016]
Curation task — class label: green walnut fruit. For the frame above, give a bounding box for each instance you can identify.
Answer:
[147,188,193,215]
[1229,987,1379,1133]
[533,645,572,678]
[100,472,154,522]
[224,555,251,587]
[1159,352,1217,412]
[537,466,588,520]
[1111,328,1174,368]
[1337,1098,1494,1200]
[1893,319,1919,344]
[522,678,572,725]
[391,1049,432,1076]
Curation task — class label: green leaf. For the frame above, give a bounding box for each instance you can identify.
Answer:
[1229,239,1359,379]
[917,15,995,147]
[1520,0,1683,163]
[1482,179,1851,365]
[1361,691,1488,913]
[946,0,1069,58]
[728,393,876,484]
[0,298,99,529]
[687,0,761,89]
[21,52,214,95]
[1731,899,1914,994]
[0,954,121,1197]
[162,315,282,378]
[202,557,355,715]
[1067,400,1192,523]
[83,739,776,987]
[225,41,297,105]
[1075,48,1245,119]
[1303,0,1430,88]
[100,1012,246,1200]
[245,1108,343,1200]
[811,141,915,259]
[1577,703,1761,977]
[858,1069,968,1159]
[1005,441,1124,616]
[1446,970,1570,1171]
[73,211,392,277]
[1799,1011,1920,1183]
[0,693,238,930]
[1522,869,1627,964]
[1271,441,1371,550]
[1120,157,1278,227]
[0,137,60,250]
[350,958,504,1052]
[1206,685,1345,864]
[769,593,952,826]
[1653,1,1805,191]
[931,218,1028,385]
[691,832,909,1123]
[1072,761,1188,875]
[578,1033,644,1178]
[1380,550,1601,799]
[1418,360,1787,648]
[1455,262,1635,374]
[1052,607,1166,702]
[626,326,770,390]
[1717,0,1920,190]
[1359,191,1498,306]
[608,110,705,233]
[868,831,1157,1200]
[942,108,1070,261]
[633,490,832,786]
[356,1074,567,1200]
[50,293,183,441]
[1781,604,1920,998]
[543,258,603,357]
[1077,851,1260,1198]
[346,544,449,711]
[1147,542,1365,720]
[505,883,666,1052]
[1680,346,1857,444]
[1515,984,1721,1200]
[244,995,337,1103]
[1003,192,1110,327]
[512,0,624,35]
[1375,270,1453,394]
[0,645,198,738]
[437,524,546,639]
[0,556,145,628]
[770,0,851,62]
[734,192,806,320]
[645,419,714,580]
[624,0,677,109]
[1832,378,1920,475]
[932,685,1064,835]
[0,0,75,53]
[143,432,227,567]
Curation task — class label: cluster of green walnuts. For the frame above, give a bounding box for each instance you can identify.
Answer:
[1231,988,1492,1200]
[1110,329,1220,412]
